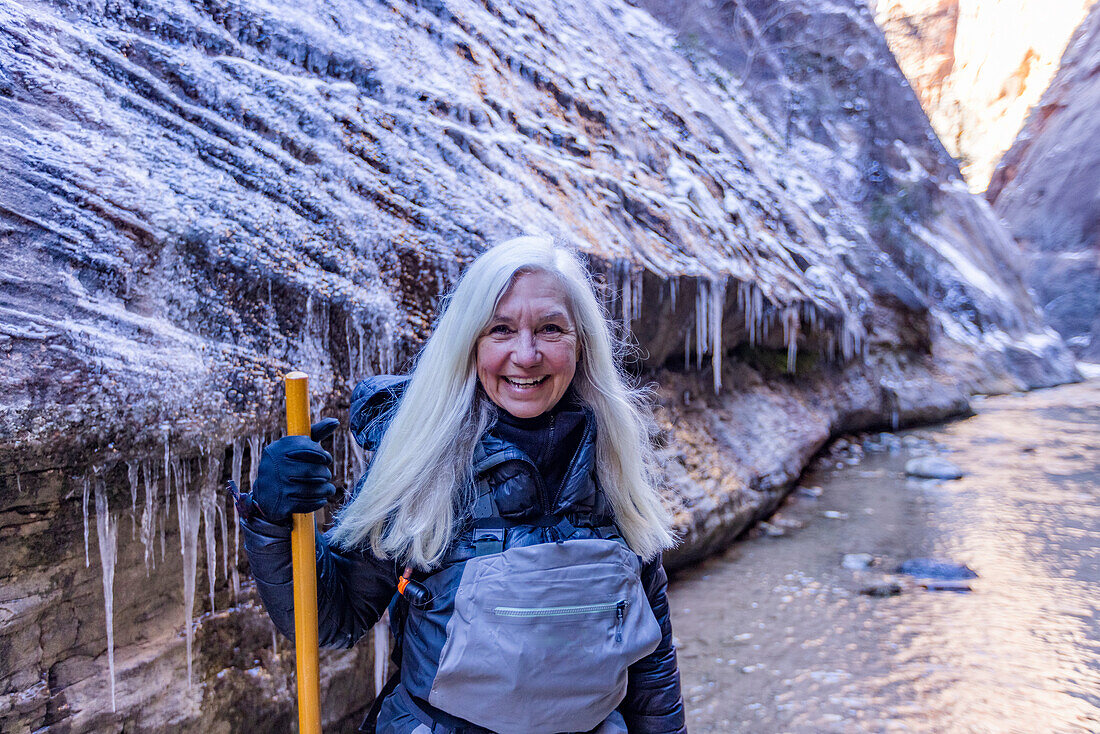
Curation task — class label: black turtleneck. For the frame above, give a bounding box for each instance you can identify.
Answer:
[490,391,587,500]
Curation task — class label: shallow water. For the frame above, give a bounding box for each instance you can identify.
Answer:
[669,379,1100,733]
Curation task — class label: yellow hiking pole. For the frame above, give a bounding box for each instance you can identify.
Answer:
[284,371,322,734]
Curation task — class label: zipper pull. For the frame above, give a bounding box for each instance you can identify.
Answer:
[615,601,625,643]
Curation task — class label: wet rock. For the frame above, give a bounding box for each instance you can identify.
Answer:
[988,2,1100,363]
[797,486,823,499]
[822,510,849,520]
[860,581,902,597]
[919,579,973,592]
[638,0,1078,391]
[897,558,978,580]
[770,516,805,531]
[757,521,785,537]
[905,457,964,480]
[842,553,874,570]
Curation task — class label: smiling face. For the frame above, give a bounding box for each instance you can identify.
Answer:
[476,270,580,418]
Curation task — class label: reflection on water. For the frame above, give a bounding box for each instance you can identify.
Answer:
[669,380,1100,733]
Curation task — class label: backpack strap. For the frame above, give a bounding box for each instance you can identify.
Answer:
[453,479,628,562]
[470,482,506,556]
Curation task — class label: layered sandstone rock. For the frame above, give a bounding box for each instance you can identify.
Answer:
[0,0,1075,730]
[873,0,1097,191]
[988,2,1100,360]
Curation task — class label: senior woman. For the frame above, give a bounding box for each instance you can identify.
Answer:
[239,237,686,734]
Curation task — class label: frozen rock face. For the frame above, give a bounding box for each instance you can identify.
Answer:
[988,3,1100,360]
[0,0,1076,730]
[873,0,1097,191]
[637,0,1074,385]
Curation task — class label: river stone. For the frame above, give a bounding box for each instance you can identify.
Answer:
[860,581,903,597]
[897,558,979,580]
[919,579,974,592]
[842,553,874,570]
[905,457,964,480]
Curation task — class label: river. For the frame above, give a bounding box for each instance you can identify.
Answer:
[668,379,1100,733]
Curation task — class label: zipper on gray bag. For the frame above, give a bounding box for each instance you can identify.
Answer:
[492,599,628,620]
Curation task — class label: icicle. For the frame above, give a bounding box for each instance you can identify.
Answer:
[631,268,643,328]
[303,293,314,342]
[82,475,91,568]
[374,612,390,696]
[345,313,356,385]
[177,469,202,689]
[355,315,367,379]
[272,628,279,656]
[620,262,633,330]
[709,278,725,393]
[231,439,243,600]
[217,490,228,588]
[140,461,157,572]
[379,320,395,374]
[201,455,221,614]
[783,307,800,373]
[669,276,678,311]
[694,279,709,371]
[16,473,21,494]
[127,462,139,538]
[95,478,119,712]
[348,430,367,481]
[158,504,166,561]
[739,281,763,347]
[248,434,262,489]
[163,435,172,517]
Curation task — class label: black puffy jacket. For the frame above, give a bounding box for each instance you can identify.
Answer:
[242,376,686,733]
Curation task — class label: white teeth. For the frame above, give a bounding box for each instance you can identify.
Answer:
[505,376,546,387]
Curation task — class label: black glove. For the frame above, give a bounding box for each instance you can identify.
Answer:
[250,418,340,524]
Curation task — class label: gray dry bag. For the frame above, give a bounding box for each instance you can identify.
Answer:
[426,538,661,733]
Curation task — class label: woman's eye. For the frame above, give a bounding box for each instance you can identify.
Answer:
[541,323,565,334]
[489,324,513,335]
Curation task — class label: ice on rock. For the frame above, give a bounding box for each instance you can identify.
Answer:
[140,461,157,572]
[127,462,139,537]
[783,307,800,372]
[738,281,764,347]
[163,435,172,518]
[694,277,726,392]
[82,475,90,568]
[177,464,202,689]
[248,434,262,489]
[201,454,221,614]
[348,429,367,483]
[217,485,228,589]
[230,438,244,600]
[95,478,119,711]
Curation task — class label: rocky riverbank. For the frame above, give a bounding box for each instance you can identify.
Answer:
[670,378,1100,732]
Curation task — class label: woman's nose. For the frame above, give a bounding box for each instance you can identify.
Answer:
[511,331,540,366]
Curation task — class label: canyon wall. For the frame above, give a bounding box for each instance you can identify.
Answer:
[987,2,1100,360]
[0,0,1075,730]
[873,0,1097,191]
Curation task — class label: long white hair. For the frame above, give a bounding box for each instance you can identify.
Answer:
[329,236,675,567]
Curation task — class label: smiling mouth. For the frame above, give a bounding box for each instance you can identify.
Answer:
[503,376,548,388]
